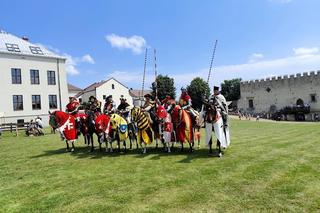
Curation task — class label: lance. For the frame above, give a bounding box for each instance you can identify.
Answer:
[141,48,148,106]
[200,40,218,120]
[154,49,158,106]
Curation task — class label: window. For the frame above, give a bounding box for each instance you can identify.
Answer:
[311,94,316,103]
[6,43,20,52]
[13,95,23,111]
[30,69,40,84]
[79,98,82,103]
[11,68,21,84]
[17,119,25,127]
[103,95,106,100]
[32,95,41,110]
[29,46,43,55]
[112,84,115,89]
[248,99,254,108]
[49,95,57,109]
[47,71,56,85]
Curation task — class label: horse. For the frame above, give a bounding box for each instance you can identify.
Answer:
[130,106,153,154]
[84,110,99,152]
[76,113,90,145]
[118,109,138,150]
[94,113,112,152]
[171,105,194,152]
[156,105,174,153]
[202,101,230,157]
[109,113,128,152]
[49,110,77,152]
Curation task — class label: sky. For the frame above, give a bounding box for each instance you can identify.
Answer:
[1,0,320,92]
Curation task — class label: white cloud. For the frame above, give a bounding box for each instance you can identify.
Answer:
[293,47,319,56]
[107,48,320,92]
[105,34,147,54]
[248,53,264,63]
[63,54,80,76]
[81,54,95,64]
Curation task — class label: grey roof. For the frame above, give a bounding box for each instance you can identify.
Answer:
[129,89,152,97]
[68,83,82,92]
[0,30,65,59]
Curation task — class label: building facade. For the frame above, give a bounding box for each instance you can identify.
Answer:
[238,71,320,120]
[0,30,68,125]
[78,78,132,107]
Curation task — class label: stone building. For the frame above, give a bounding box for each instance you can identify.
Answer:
[238,71,320,121]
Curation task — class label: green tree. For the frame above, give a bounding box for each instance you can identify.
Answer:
[221,78,241,101]
[151,75,176,101]
[186,77,210,110]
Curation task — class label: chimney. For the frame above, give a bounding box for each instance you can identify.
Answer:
[22,36,29,41]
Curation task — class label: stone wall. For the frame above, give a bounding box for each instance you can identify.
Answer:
[238,71,320,119]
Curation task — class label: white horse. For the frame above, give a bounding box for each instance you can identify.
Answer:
[201,104,230,157]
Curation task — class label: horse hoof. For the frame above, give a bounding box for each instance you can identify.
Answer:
[71,148,75,152]
[218,153,222,158]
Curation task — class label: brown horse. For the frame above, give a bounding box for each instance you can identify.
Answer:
[171,105,194,152]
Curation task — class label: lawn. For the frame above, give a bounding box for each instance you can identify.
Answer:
[0,119,319,212]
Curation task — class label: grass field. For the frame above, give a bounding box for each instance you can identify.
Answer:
[0,119,319,212]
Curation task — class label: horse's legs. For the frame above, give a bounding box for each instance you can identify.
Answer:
[141,142,146,154]
[117,140,120,152]
[110,141,113,153]
[123,140,126,153]
[65,141,70,152]
[217,140,222,157]
[167,142,171,153]
[209,138,213,154]
[105,137,109,152]
[155,138,158,149]
[129,134,133,150]
[71,141,75,152]
[90,134,94,152]
[189,142,193,153]
[180,142,184,152]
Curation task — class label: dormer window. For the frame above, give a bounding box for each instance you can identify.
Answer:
[6,43,20,52]
[29,46,43,55]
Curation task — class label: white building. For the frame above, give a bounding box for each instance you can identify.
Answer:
[129,89,152,106]
[0,30,68,125]
[78,78,132,107]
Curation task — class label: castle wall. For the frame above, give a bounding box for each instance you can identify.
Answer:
[238,71,320,116]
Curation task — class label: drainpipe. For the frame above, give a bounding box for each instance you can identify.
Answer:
[56,59,62,110]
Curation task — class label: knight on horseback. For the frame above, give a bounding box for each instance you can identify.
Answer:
[161,95,176,113]
[179,87,199,120]
[66,96,81,135]
[203,86,230,157]
[141,94,156,124]
[88,95,102,114]
[103,95,116,115]
[117,95,130,120]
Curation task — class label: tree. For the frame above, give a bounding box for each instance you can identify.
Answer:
[151,75,176,101]
[186,77,210,111]
[221,78,241,101]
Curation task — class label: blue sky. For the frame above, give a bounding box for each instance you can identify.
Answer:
[1,0,320,91]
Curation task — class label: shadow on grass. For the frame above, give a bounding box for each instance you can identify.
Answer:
[30,143,223,163]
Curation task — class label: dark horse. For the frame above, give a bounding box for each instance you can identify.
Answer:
[82,110,97,152]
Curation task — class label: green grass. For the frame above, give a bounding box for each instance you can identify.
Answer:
[0,119,319,212]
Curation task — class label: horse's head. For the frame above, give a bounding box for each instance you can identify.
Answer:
[95,114,110,133]
[171,105,182,124]
[156,105,167,120]
[130,107,140,122]
[49,111,59,129]
[110,113,121,129]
